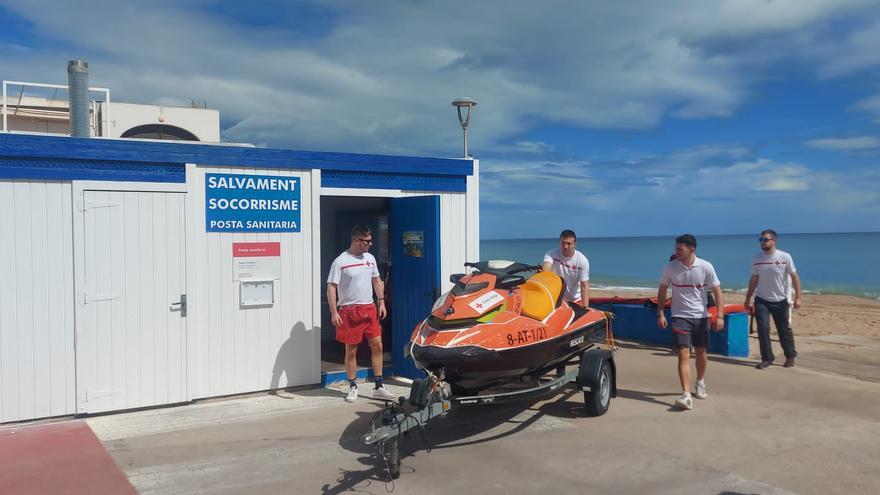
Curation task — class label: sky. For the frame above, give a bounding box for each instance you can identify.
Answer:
[2,0,880,239]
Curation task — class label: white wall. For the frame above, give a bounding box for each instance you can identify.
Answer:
[6,116,69,135]
[108,102,220,142]
[3,99,220,141]
[467,160,480,267]
[0,180,76,423]
[0,163,476,423]
[185,164,320,400]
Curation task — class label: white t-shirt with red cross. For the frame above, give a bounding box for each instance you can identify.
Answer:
[660,257,721,318]
[751,249,796,302]
[327,251,380,306]
[543,248,590,302]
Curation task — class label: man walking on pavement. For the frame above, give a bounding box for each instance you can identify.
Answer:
[657,234,725,411]
[327,225,396,402]
[744,229,802,369]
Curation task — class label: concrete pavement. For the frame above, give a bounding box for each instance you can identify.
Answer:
[79,340,880,495]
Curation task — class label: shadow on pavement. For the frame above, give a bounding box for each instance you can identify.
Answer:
[323,386,600,493]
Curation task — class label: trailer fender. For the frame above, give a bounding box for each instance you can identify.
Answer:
[577,348,617,398]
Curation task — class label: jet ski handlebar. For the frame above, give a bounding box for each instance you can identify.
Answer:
[463,261,542,276]
[510,264,542,274]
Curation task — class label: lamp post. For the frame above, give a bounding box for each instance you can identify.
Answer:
[452,97,477,158]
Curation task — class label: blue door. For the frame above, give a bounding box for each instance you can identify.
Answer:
[390,196,440,378]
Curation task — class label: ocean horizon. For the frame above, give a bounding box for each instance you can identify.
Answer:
[481,232,880,299]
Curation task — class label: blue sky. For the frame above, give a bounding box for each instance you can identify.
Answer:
[2,0,879,238]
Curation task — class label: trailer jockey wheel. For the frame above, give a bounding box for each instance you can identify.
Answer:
[388,438,401,479]
[584,360,612,417]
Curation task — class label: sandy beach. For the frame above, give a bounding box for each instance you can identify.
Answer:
[593,289,880,382]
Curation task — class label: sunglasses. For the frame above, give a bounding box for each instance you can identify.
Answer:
[758,237,774,243]
[356,238,373,245]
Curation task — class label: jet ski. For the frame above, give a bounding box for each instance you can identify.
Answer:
[406,260,613,394]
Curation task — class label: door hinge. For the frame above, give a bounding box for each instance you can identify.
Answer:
[81,199,121,211]
[83,292,119,304]
[79,390,119,411]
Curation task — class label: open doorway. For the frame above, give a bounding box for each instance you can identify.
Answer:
[320,196,392,373]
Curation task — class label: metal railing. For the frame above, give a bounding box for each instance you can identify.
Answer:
[2,80,111,135]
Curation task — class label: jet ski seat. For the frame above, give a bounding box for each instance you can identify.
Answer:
[521,271,564,320]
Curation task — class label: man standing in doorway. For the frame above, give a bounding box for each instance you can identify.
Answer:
[542,229,590,306]
[327,225,395,402]
[657,234,724,411]
[744,229,802,369]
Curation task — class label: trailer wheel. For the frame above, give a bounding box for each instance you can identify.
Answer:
[584,360,612,417]
[387,438,401,479]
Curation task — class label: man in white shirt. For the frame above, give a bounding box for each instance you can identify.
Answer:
[657,234,724,411]
[744,229,802,369]
[542,229,590,306]
[327,225,394,402]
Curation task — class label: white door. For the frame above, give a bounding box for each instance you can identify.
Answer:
[75,190,187,414]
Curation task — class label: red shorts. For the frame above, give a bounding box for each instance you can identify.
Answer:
[335,304,381,344]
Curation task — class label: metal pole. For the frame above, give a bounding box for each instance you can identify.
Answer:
[2,81,7,132]
[68,60,90,137]
[453,98,477,158]
[463,127,468,158]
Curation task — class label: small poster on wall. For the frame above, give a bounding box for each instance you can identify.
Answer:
[232,242,282,280]
[402,231,424,257]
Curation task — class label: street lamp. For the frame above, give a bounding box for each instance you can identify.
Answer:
[452,97,477,158]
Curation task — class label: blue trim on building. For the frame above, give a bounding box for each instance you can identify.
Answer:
[0,157,185,182]
[0,133,473,177]
[321,170,467,192]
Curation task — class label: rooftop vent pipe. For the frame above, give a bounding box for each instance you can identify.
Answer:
[67,60,89,137]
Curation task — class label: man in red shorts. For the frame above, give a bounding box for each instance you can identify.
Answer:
[327,225,395,402]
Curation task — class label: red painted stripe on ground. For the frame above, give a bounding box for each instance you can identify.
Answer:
[0,421,137,495]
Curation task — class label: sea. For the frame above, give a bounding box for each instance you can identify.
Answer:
[481,232,880,300]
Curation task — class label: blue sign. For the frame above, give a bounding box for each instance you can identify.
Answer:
[205,173,301,232]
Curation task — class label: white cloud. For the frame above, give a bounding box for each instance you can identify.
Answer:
[512,141,556,154]
[852,94,880,123]
[2,1,879,236]
[814,18,880,78]
[804,136,880,150]
[3,0,879,156]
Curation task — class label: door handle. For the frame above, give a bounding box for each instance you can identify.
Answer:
[170,294,187,317]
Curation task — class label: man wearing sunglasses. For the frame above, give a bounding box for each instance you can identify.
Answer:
[327,225,394,402]
[744,229,802,369]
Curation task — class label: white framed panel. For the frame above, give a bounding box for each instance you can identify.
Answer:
[185,164,319,399]
[0,180,76,423]
[72,181,188,414]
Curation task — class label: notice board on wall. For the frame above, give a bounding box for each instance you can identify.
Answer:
[232,242,281,281]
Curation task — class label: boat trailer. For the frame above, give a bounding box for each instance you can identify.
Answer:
[361,347,616,481]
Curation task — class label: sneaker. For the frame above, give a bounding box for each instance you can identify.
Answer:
[755,361,773,370]
[345,386,358,403]
[674,393,694,410]
[783,357,796,368]
[373,385,396,400]
[694,381,708,399]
